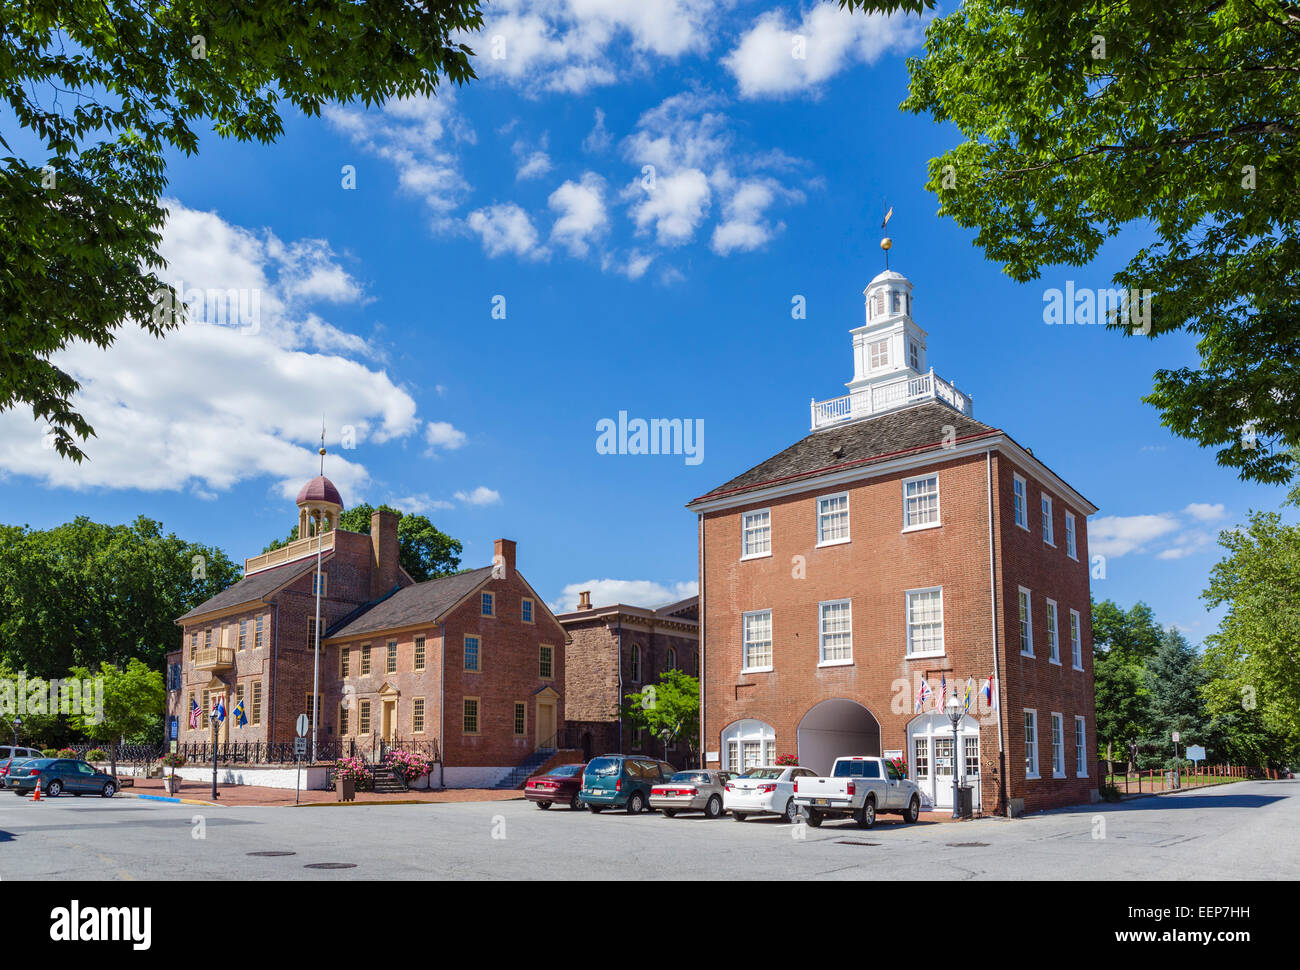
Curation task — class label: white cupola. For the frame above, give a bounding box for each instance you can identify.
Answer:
[847,269,927,392]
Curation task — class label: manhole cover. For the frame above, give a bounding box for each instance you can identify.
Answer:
[835,840,880,846]
[946,842,989,848]
[246,851,296,857]
[304,862,357,869]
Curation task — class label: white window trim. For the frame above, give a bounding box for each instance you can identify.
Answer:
[740,507,773,561]
[901,473,942,533]
[1070,609,1084,670]
[904,586,945,659]
[740,609,773,674]
[1018,586,1034,657]
[1075,715,1089,778]
[1051,712,1066,778]
[815,491,851,547]
[1065,511,1078,560]
[1024,708,1040,779]
[1046,598,1061,665]
[1041,494,1055,546]
[1013,474,1029,531]
[817,598,853,667]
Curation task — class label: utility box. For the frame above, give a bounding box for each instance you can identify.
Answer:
[957,785,974,818]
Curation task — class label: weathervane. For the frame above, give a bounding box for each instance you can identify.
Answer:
[319,416,327,475]
[880,205,894,271]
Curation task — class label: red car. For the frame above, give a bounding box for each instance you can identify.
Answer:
[524,763,587,810]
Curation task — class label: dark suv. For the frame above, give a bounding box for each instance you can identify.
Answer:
[579,755,677,814]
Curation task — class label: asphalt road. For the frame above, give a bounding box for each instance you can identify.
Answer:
[1,779,1296,880]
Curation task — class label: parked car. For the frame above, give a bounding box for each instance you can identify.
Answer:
[650,769,733,818]
[579,754,677,814]
[525,762,587,810]
[724,765,817,822]
[7,758,119,798]
[0,752,42,790]
[792,755,921,828]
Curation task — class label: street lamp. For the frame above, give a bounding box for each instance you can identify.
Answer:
[944,693,964,819]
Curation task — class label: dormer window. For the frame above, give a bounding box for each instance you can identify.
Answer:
[869,338,890,370]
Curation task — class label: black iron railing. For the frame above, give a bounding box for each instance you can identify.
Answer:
[173,737,440,766]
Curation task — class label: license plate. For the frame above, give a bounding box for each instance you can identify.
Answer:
[815,798,828,806]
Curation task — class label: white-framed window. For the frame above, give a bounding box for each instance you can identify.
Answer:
[1041,494,1055,546]
[1024,710,1039,779]
[741,610,773,672]
[913,737,930,779]
[891,291,903,314]
[722,719,776,772]
[1013,474,1028,529]
[905,587,944,657]
[818,599,853,666]
[902,474,940,531]
[1070,609,1083,669]
[816,492,850,546]
[1065,511,1078,559]
[868,337,890,370]
[1075,716,1088,777]
[1046,599,1060,664]
[1051,713,1065,777]
[1018,587,1034,656]
[908,340,920,370]
[741,508,772,559]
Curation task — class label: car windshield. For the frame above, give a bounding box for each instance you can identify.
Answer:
[739,768,783,780]
[547,765,584,778]
[585,758,621,777]
[671,772,709,782]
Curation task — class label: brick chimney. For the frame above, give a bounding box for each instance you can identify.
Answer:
[494,538,516,579]
[577,590,592,611]
[371,508,401,597]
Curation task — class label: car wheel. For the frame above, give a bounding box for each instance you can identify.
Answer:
[782,797,800,824]
[627,792,645,815]
[13,790,24,797]
[662,808,677,818]
[705,795,722,819]
[102,782,117,799]
[46,780,62,797]
[904,795,920,824]
[588,804,603,814]
[536,801,552,809]
[856,796,876,829]
[732,812,748,822]
[569,792,582,811]
[804,809,824,827]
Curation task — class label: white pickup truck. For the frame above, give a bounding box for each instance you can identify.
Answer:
[792,756,921,828]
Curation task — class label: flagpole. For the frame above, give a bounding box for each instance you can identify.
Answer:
[311,423,326,765]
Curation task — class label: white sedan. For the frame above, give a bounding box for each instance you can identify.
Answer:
[723,765,819,822]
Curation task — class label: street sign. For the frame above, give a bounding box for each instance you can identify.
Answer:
[1172,730,1180,743]
[1186,745,1206,762]
[294,737,307,757]
[296,714,309,738]
[170,740,178,755]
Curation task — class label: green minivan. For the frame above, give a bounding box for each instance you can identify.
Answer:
[579,754,677,814]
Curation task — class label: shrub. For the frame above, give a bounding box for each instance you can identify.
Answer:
[85,748,108,762]
[41,749,57,758]
[1099,782,1122,802]
[334,756,374,791]
[385,749,434,782]
[56,748,76,759]
[775,753,799,766]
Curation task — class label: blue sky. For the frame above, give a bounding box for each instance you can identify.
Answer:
[0,2,1291,639]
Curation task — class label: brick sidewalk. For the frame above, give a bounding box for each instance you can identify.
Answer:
[125,775,524,807]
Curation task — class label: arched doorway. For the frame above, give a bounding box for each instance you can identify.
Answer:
[796,699,881,776]
[907,711,981,811]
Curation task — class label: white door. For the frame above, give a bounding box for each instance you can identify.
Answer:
[908,713,980,811]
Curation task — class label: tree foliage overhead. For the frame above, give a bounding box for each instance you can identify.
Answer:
[0,0,483,461]
[846,0,1300,484]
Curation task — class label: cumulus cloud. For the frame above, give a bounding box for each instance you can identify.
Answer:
[389,493,455,515]
[454,485,502,506]
[466,203,549,259]
[549,578,698,613]
[1183,502,1226,522]
[424,421,468,453]
[1091,502,1230,560]
[548,173,609,257]
[583,107,613,153]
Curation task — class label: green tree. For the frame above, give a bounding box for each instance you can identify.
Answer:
[68,660,166,777]
[0,660,62,748]
[1092,598,1164,664]
[845,0,1300,484]
[0,515,240,676]
[1093,647,1147,773]
[622,669,701,763]
[1142,627,1209,766]
[265,503,462,583]
[1,0,483,462]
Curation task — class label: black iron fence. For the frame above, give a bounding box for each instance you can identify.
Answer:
[173,737,440,766]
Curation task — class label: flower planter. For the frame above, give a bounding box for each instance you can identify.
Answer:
[164,776,182,795]
[407,772,430,791]
[336,776,356,802]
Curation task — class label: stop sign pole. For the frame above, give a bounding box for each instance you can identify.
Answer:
[295,714,309,806]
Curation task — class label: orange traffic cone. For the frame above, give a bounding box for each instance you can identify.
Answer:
[32,780,41,802]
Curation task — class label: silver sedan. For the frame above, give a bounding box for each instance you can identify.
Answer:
[650,769,734,819]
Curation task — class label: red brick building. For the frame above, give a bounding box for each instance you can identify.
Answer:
[173,476,567,787]
[557,592,699,763]
[688,268,1099,816]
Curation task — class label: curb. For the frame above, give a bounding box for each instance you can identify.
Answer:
[126,792,223,808]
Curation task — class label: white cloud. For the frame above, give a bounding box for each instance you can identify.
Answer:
[1183,502,1226,522]
[548,173,609,257]
[389,493,455,515]
[466,203,549,259]
[549,578,698,613]
[1089,514,1181,558]
[516,149,553,181]
[0,202,419,499]
[710,176,793,255]
[424,421,468,452]
[455,485,502,506]
[583,107,613,153]
[630,168,712,246]
[724,3,924,99]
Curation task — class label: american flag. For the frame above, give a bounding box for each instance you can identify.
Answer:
[189,697,200,729]
[937,674,947,712]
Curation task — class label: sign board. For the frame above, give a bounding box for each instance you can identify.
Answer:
[168,717,178,741]
[705,751,719,762]
[296,714,309,738]
[884,749,903,760]
[170,740,178,755]
[1172,730,1180,743]
[1185,745,1206,763]
[936,757,954,767]
[294,737,307,757]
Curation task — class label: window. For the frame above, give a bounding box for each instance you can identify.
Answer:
[338,702,349,736]
[201,689,210,730]
[1051,713,1065,777]
[539,644,554,679]
[873,291,884,317]
[189,633,197,662]
[891,291,903,314]
[412,698,425,734]
[1013,474,1028,529]
[1070,610,1083,670]
[313,571,327,596]
[1075,716,1088,776]
[1065,511,1078,559]
[167,662,181,691]
[360,645,371,676]
[204,629,212,651]
[359,699,371,735]
[868,337,890,369]
[414,636,425,671]
[238,619,247,651]
[630,644,641,682]
[913,738,930,779]
[255,615,264,648]
[1042,494,1055,545]
[721,719,776,772]
[481,592,494,616]
[816,493,850,545]
[305,693,321,731]
[339,647,350,678]
[1046,599,1060,664]
[187,691,195,727]
[905,588,944,657]
[521,598,534,623]
[513,702,526,737]
[964,735,981,780]
[902,474,940,530]
[909,340,920,370]
[741,610,773,672]
[1018,588,1034,656]
[464,635,480,672]
[306,617,319,652]
[666,647,677,670]
[251,681,262,726]
[386,641,397,674]
[741,508,772,559]
[463,698,479,735]
[1024,710,1039,778]
[818,599,853,665]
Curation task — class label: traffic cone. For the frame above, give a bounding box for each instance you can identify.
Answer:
[32,780,41,802]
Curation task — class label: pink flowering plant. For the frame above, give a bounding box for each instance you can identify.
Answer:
[384,749,434,782]
[775,753,799,766]
[333,756,374,791]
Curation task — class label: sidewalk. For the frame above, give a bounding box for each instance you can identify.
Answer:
[123,775,525,808]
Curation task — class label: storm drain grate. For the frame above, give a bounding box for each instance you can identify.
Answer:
[946,842,990,848]
[304,862,357,869]
[246,851,296,857]
[835,840,881,846]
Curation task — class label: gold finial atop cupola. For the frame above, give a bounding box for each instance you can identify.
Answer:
[880,205,894,270]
